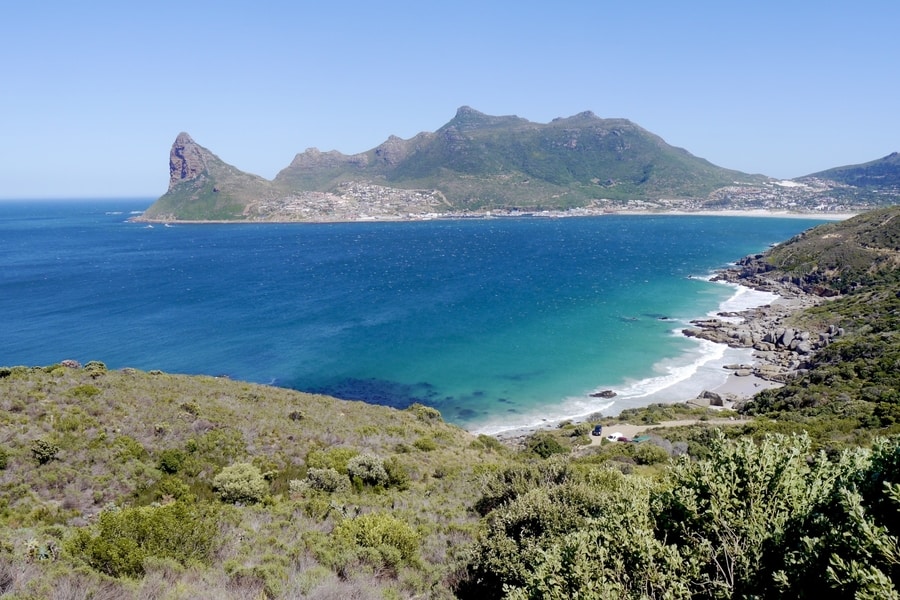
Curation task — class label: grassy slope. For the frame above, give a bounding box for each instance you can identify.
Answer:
[0,364,511,598]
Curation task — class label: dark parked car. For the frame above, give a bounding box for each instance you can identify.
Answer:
[591,424,603,436]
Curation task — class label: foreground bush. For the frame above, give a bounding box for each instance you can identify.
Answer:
[346,453,389,488]
[213,462,267,504]
[333,512,420,570]
[459,433,900,599]
[66,501,219,578]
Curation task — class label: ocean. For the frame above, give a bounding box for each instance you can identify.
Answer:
[0,199,828,433]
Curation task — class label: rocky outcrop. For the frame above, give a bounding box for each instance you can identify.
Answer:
[169,132,208,189]
[682,258,844,383]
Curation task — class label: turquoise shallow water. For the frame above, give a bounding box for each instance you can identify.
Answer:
[0,200,827,432]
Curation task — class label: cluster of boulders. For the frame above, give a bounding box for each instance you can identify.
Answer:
[682,259,844,384]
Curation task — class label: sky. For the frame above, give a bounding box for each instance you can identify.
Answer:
[2,1,898,199]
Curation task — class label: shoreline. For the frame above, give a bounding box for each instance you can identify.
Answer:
[130,208,856,225]
[491,256,827,442]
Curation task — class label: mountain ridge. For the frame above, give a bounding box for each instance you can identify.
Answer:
[140,108,900,221]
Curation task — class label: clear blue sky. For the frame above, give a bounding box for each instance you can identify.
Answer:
[3,1,898,199]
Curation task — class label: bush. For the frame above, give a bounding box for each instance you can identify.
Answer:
[213,462,268,504]
[306,447,360,475]
[157,449,186,474]
[413,436,438,452]
[406,403,443,422]
[113,436,146,461]
[526,433,567,458]
[303,467,350,493]
[346,453,389,488]
[333,512,420,568]
[384,458,411,491]
[31,439,59,465]
[83,361,107,378]
[633,442,670,465]
[66,501,218,578]
[0,447,7,470]
[68,384,101,399]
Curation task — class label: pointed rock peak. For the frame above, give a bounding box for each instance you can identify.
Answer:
[169,132,208,188]
[174,132,195,145]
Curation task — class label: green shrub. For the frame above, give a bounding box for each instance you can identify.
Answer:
[471,434,505,452]
[384,458,411,491]
[413,436,438,452]
[526,433,567,458]
[303,467,350,493]
[66,501,218,578]
[0,447,7,470]
[154,475,193,502]
[157,449,186,474]
[31,439,59,465]
[346,453,389,488]
[68,384,101,399]
[405,403,443,422]
[113,436,146,461]
[333,512,420,569]
[213,462,267,504]
[633,442,671,465]
[306,447,359,475]
[84,361,107,378]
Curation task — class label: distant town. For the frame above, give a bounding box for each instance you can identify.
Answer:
[244,178,880,222]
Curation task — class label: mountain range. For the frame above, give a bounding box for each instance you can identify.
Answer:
[140,107,900,221]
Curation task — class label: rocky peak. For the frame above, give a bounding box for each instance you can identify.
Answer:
[169,132,208,190]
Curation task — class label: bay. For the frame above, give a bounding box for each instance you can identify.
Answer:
[0,199,827,432]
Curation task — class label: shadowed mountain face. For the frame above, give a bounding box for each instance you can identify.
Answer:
[804,152,900,189]
[140,107,899,221]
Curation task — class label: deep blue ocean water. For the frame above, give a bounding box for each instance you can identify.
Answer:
[0,200,828,433]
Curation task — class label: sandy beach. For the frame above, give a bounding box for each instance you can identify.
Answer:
[494,251,825,445]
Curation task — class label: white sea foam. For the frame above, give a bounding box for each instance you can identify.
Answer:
[478,280,775,436]
[712,281,777,318]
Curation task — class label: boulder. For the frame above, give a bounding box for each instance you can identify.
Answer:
[699,390,725,406]
[688,396,711,408]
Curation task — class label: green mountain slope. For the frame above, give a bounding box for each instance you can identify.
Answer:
[763,205,900,294]
[274,106,765,209]
[806,151,900,188]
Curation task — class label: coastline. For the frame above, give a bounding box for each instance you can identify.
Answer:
[492,254,826,442]
[130,207,857,225]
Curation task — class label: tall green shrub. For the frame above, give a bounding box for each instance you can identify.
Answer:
[213,462,267,504]
[66,502,218,578]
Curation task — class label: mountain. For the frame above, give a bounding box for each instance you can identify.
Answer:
[140,132,284,221]
[762,205,900,294]
[274,106,764,209]
[141,108,771,221]
[804,151,900,189]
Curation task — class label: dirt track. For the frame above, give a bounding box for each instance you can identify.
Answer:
[589,417,747,445]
